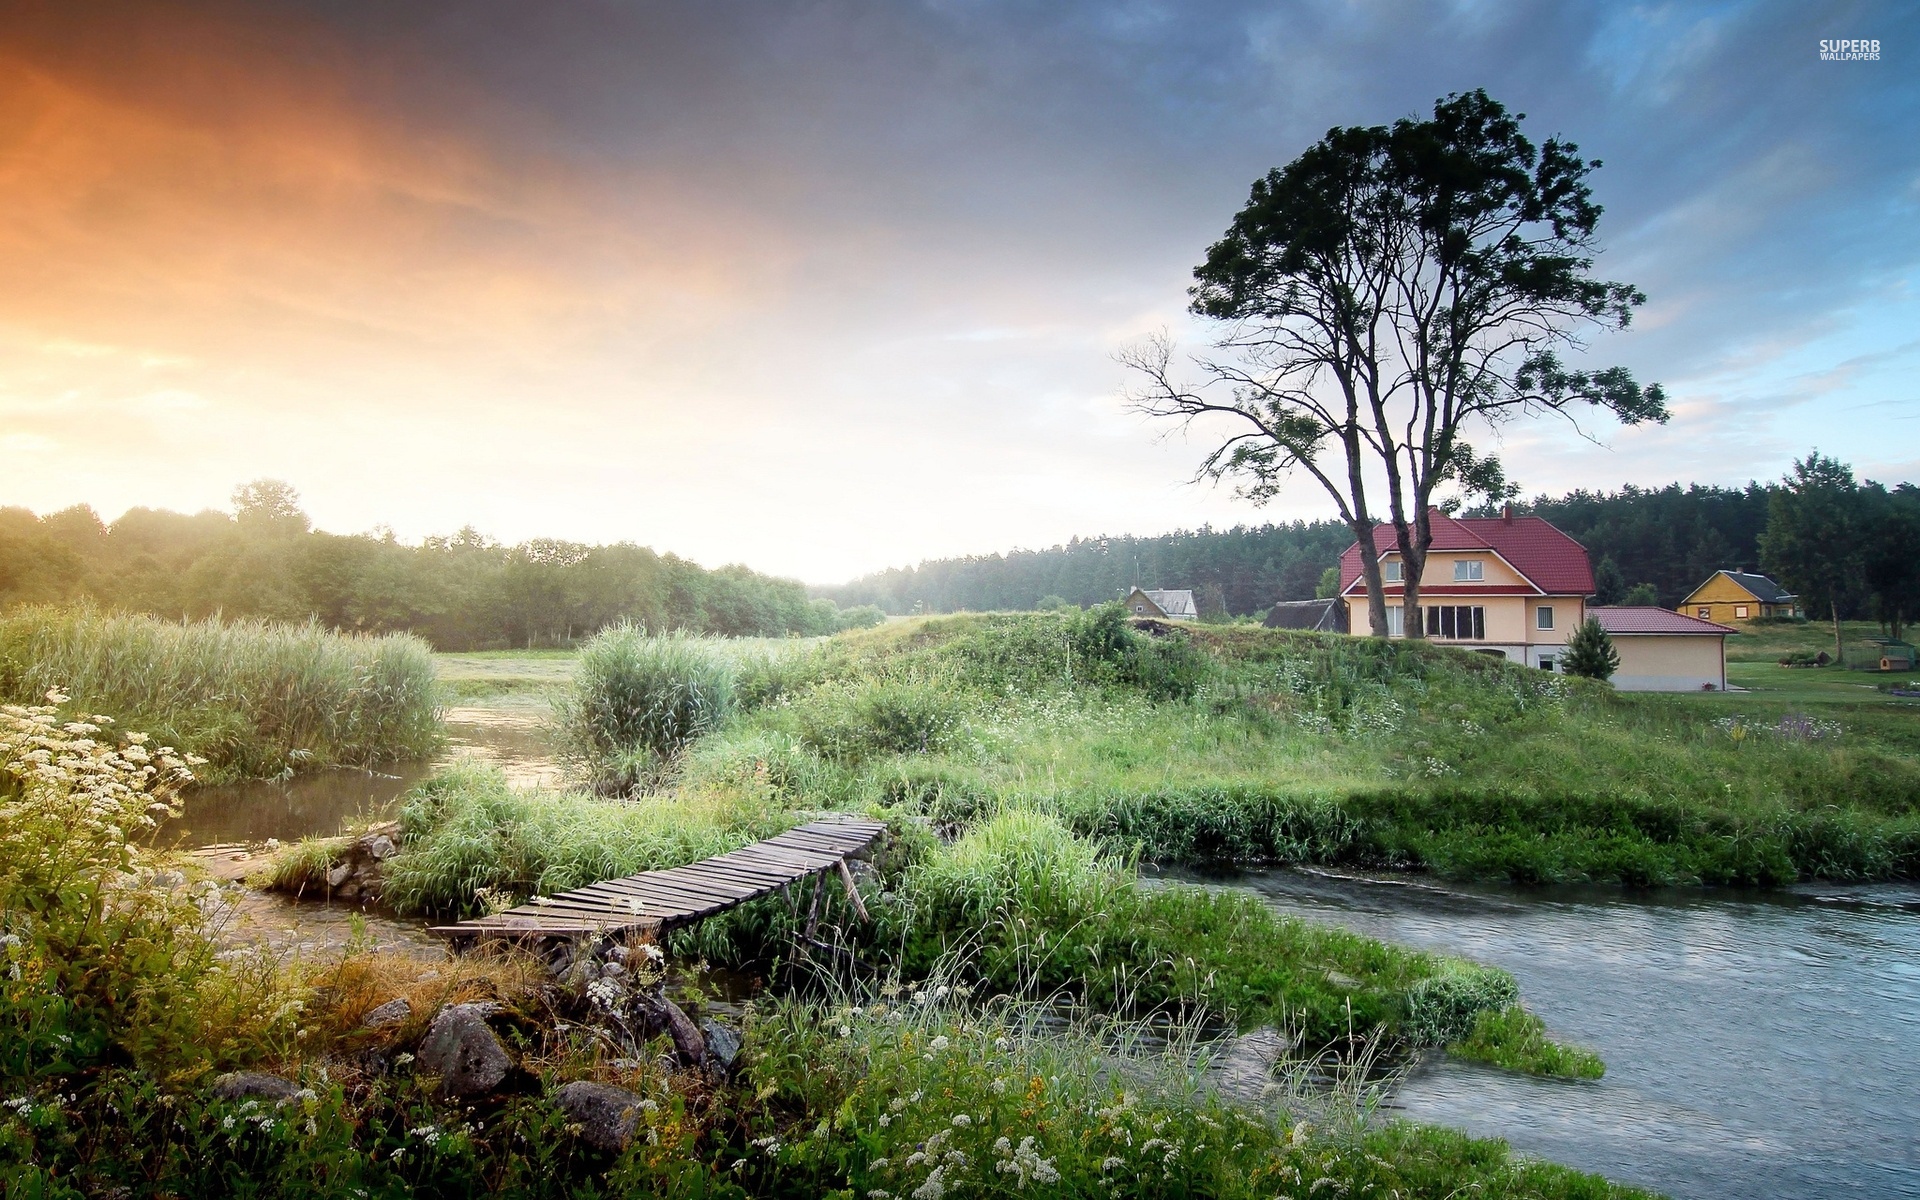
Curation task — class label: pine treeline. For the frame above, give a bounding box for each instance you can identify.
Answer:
[816,522,1356,618]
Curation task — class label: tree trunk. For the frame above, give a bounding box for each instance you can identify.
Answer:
[1349,518,1391,637]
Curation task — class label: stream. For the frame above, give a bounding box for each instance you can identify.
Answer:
[1181,865,1920,1200]
[160,722,1919,1198]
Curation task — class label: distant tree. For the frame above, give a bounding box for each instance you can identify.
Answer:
[1127,89,1667,639]
[1035,595,1072,612]
[1593,555,1627,605]
[1561,615,1620,681]
[232,479,310,536]
[1761,453,1864,664]
[1620,582,1660,606]
[1861,483,1920,642]
[1315,566,1341,600]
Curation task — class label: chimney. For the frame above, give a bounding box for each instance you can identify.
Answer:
[1501,504,1514,522]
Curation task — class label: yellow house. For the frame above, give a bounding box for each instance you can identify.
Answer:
[1337,509,1593,671]
[1678,571,1799,623]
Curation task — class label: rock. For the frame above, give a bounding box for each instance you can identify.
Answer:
[418,1003,512,1097]
[634,991,705,1066]
[211,1072,301,1103]
[362,997,412,1029]
[1204,1027,1294,1103]
[700,1019,741,1073]
[326,863,353,889]
[554,1081,646,1152]
[364,834,396,861]
[600,959,627,979]
[335,880,361,900]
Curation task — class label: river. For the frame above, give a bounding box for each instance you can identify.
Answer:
[161,721,1919,1198]
[1182,864,1920,1200]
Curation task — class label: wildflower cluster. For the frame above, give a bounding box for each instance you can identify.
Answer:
[1713,713,1843,744]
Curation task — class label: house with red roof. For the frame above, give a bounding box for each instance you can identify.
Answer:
[1588,607,1735,691]
[1337,507,1595,672]
[1337,508,1736,689]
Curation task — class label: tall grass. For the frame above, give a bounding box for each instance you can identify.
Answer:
[380,764,792,918]
[552,625,738,790]
[0,605,440,782]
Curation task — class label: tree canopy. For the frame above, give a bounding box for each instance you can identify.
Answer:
[1127,89,1666,638]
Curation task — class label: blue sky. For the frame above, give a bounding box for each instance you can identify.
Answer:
[0,0,1913,580]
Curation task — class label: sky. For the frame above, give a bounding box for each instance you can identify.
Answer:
[1,0,1915,584]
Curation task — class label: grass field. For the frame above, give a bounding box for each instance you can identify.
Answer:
[1723,618,1909,664]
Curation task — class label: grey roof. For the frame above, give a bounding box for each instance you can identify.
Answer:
[1264,598,1348,632]
[1717,571,1796,603]
[1133,588,1197,619]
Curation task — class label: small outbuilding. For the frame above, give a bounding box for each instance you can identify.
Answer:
[1590,606,1736,691]
[1263,598,1349,632]
[1124,587,1198,621]
[1679,571,1799,622]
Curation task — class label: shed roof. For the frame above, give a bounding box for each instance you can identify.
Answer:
[1263,598,1348,632]
[1134,588,1197,619]
[1591,606,1735,636]
[1339,511,1596,596]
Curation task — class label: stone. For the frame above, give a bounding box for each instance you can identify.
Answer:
[418,1003,512,1097]
[601,959,627,979]
[361,997,412,1029]
[211,1072,300,1103]
[326,863,353,889]
[334,880,361,900]
[634,991,705,1066]
[364,834,396,861]
[554,1081,646,1152]
[700,1019,741,1073]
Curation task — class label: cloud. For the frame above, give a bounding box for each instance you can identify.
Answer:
[0,0,1915,581]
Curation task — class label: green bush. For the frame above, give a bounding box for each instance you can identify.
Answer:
[553,625,736,788]
[1451,1006,1606,1079]
[1399,963,1520,1045]
[0,604,441,782]
[792,677,966,763]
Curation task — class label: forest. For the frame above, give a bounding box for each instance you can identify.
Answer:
[822,476,1920,622]
[0,481,880,649]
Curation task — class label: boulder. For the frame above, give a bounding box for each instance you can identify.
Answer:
[211,1072,301,1104]
[326,863,353,889]
[554,1081,646,1152]
[361,997,412,1029]
[700,1019,742,1073]
[634,991,705,1066]
[418,1003,512,1097]
[364,833,397,861]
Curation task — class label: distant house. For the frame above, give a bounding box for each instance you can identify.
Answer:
[1263,598,1348,632]
[1678,571,1799,622]
[1336,508,1593,671]
[1124,587,1197,620]
[1590,607,1735,691]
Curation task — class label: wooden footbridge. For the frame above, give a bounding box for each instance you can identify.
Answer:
[428,816,888,946]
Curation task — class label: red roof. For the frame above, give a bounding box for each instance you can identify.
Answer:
[1591,607,1735,636]
[1338,511,1596,596]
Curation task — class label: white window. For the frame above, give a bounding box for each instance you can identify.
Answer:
[1538,655,1556,672]
[1386,605,1404,636]
[1698,607,1711,620]
[1536,605,1553,631]
[1425,605,1486,640]
[1454,560,1484,581]
[1383,561,1403,583]
[1735,605,1749,619]
[1133,605,1145,614]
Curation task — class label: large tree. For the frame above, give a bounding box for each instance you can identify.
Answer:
[1126,90,1668,637]
[1760,453,1864,664]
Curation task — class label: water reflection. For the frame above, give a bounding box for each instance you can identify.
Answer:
[160,706,562,847]
[1170,864,1920,1200]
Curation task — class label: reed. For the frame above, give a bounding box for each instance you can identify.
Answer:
[551,624,738,790]
[0,604,440,782]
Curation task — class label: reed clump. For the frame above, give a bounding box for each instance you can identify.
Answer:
[552,625,739,791]
[0,605,440,782]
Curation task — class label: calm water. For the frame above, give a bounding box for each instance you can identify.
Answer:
[1184,865,1920,1200]
[160,706,561,846]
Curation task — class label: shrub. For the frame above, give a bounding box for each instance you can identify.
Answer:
[0,605,441,782]
[1561,616,1621,681]
[1399,963,1519,1045]
[553,625,736,788]
[1450,1006,1606,1079]
[792,677,965,763]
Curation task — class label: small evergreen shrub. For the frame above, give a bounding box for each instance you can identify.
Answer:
[1561,616,1621,681]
